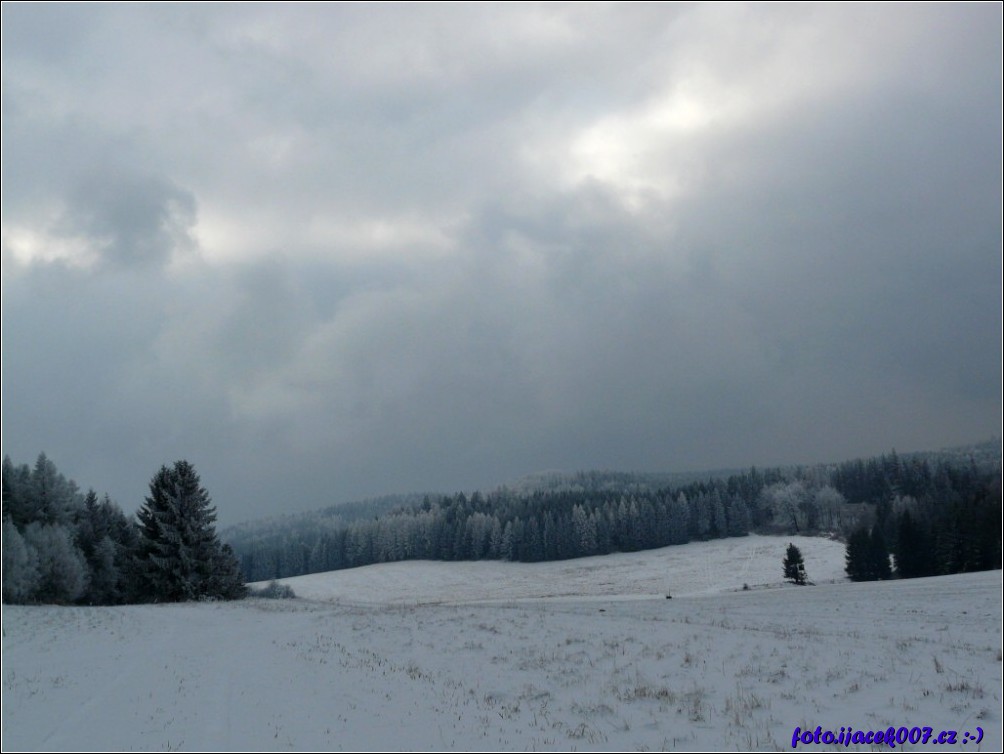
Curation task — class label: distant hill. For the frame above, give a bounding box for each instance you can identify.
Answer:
[223,439,1000,583]
[224,440,1000,541]
[479,440,1001,498]
[221,492,432,543]
[497,467,747,496]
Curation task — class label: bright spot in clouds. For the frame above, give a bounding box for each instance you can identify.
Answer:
[2,3,999,524]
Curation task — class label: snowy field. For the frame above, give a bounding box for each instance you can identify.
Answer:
[3,536,1001,751]
[277,534,851,604]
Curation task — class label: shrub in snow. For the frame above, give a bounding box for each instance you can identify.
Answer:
[250,580,296,599]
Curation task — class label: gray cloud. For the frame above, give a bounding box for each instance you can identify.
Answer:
[60,169,197,269]
[2,4,999,524]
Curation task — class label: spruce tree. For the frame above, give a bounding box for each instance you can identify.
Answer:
[845,526,873,581]
[136,461,245,602]
[869,526,892,580]
[893,510,923,578]
[783,542,807,585]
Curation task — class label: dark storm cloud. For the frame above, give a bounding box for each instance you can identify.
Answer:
[2,4,999,524]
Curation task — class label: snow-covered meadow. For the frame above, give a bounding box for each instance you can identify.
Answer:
[3,535,1001,751]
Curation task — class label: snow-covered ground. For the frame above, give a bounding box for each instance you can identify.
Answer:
[3,536,1001,751]
[276,534,850,604]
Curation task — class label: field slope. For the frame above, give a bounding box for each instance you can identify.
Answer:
[3,536,1001,751]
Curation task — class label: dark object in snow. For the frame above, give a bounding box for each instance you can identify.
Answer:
[665,594,672,599]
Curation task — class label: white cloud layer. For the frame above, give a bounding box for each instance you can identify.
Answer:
[2,3,1000,523]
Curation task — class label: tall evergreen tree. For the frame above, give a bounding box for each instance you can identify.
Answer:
[2,456,34,529]
[869,526,892,580]
[31,453,80,526]
[845,526,873,582]
[894,510,934,578]
[136,461,245,602]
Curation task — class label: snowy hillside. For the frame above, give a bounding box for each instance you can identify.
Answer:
[273,534,850,604]
[3,536,1001,751]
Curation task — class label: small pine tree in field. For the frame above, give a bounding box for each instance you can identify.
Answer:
[783,542,807,585]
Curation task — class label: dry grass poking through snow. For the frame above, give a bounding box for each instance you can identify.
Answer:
[3,538,1001,751]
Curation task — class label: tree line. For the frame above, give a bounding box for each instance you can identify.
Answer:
[6,444,999,599]
[230,445,1001,583]
[843,457,1001,581]
[3,454,245,604]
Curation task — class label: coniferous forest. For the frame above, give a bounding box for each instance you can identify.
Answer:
[3,443,1000,603]
[225,443,1001,584]
[2,455,245,605]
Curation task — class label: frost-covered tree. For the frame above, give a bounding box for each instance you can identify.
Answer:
[76,491,139,603]
[2,517,40,603]
[572,504,597,555]
[136,461,245,602]
[812,485,846,531]
[666,493,690,545]
[206,543,248,601]
[31,453,81,526]
[761,481,809,533]
[23,522,89,603]
[2,457,34,528]
[726,497,751,537]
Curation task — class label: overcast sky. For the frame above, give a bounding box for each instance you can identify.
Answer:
[2,3,1001,525]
